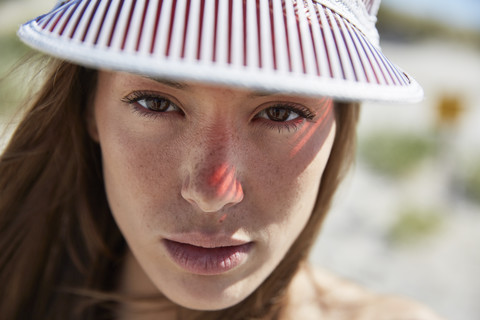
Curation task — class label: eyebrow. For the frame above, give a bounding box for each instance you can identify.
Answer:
[247,90,280,98]
[144,76,188,90]
[143,76,280,97]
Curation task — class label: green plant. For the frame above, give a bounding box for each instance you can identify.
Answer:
[360,131,437,177]
[464,161,480,205]
[388,207,444,246]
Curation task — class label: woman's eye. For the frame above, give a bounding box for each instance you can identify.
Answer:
[137,97,179,113]
[254,104,316,132]
[122,92,183,118]
[262,107,298,122]
[257,105,313,122]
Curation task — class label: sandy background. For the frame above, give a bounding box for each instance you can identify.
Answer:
[311,40,480,320]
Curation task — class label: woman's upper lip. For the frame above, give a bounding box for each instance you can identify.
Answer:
[164,232,252,248]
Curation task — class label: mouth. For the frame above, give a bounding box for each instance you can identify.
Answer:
[163,238,253,276]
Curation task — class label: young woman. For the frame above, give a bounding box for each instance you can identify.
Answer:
[1,0,441,319]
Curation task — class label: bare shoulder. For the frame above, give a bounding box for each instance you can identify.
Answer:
[282,263,445,320]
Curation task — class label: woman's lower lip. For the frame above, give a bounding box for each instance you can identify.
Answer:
[163,239,253,275]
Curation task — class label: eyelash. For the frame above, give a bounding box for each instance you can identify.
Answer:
[122,91,316,132]
[254,103,316,132]
[122,91,183,119]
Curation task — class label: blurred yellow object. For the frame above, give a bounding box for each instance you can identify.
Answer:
[435,94,465,128]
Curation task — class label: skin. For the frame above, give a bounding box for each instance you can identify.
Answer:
[88,71,336,314]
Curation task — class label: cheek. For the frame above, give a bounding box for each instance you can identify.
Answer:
[247,115,336,244]
[94,104,183,234]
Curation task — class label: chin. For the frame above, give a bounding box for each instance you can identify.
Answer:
[169,290,249,311]
[160,275,259,312]
[178,299,241,311]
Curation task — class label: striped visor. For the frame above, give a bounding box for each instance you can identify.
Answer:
[18,0,423,102]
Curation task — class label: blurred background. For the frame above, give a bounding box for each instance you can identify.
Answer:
[1,0,479,319]
[311,1,480,319]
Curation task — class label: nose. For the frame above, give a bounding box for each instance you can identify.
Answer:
[181,153,244,213]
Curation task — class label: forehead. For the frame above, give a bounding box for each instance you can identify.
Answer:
[98,70,331,105]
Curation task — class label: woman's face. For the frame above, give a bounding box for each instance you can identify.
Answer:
[89,71,335,310]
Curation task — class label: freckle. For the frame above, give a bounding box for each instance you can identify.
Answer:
[218,213,227,223]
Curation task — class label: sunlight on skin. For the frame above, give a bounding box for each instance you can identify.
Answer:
[206,163,244,209]
[199,97,332,215]
[218,213,228,223]
[183,96,332,221]
[207,162,230,187]
[207,163,242,199]
[290,98,334,157]
[182,162,244,213]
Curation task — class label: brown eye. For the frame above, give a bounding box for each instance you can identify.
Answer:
[266,107,291,121]
[138,97,179,112]
[254,103,317,132]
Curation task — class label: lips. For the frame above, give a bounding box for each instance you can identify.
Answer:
[163,238,253,276]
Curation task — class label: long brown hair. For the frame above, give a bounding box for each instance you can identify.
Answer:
[0,58,359,320]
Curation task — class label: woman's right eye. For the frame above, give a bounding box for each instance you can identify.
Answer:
[122,92,183,117]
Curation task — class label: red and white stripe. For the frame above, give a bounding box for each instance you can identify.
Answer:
[19,0,423,102]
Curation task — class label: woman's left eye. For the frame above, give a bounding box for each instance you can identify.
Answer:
[256,105,315,123]
[257,107,299,122]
